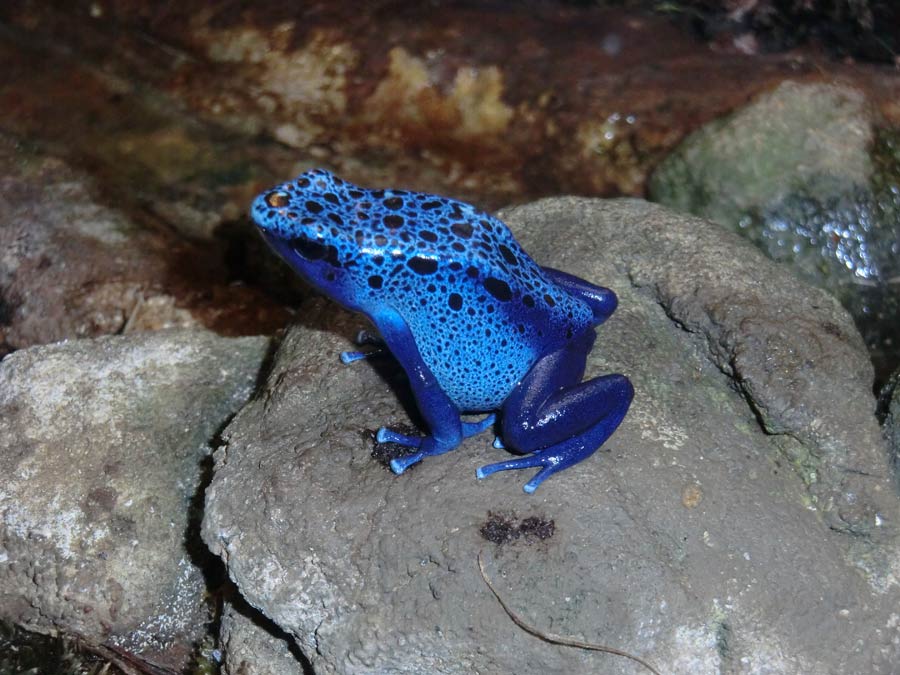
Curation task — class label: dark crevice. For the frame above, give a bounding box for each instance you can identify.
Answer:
[181,391,317,672]
[227,591,316,674]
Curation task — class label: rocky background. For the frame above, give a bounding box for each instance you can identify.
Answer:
[1,2,899,674]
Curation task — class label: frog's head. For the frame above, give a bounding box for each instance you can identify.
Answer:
[251,169,365,309]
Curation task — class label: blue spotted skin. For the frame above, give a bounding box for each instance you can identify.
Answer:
[252,169,633,493]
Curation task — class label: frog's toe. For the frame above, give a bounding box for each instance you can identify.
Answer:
[376,427,423,447]
[341,331,388,364]
[390,452,425,474]
[340,350,368,364]
[492,436,505,449]
[477,453,542,479]
[522,465,563,494]
[476,450,565,493]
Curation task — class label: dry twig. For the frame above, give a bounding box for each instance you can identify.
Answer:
[478,551,663,675]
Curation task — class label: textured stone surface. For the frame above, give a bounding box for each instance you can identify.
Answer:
[883,370,900,475]
[520,198,893,540]
[203,197,900,673]
[650,81,874,220]
[0,330,270,669]
[220,599,308,675]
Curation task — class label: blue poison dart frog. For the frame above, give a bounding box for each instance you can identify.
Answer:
[251,169,633,493]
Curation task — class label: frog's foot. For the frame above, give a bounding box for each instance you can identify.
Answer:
[463,413,496,438]
[340,350,378,364]
[480,367,634,493]
[379,414,495,475]
[340,330,387,364]
[390,452,426,474]
[386,435,453,474]
[376,427,422,446]
[477,450,570,494]
[376,427,425,474]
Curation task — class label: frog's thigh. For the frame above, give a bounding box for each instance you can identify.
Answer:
[484,350,632,491]
[501,335,632,454]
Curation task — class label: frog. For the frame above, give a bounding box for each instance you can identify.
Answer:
[251,169,633,493]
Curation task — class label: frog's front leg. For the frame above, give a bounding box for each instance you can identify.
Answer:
[477,330,633,493]
[340,330,387,364]
[371,309,494,474]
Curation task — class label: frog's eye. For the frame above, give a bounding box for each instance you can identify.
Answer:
[265,191,290,208]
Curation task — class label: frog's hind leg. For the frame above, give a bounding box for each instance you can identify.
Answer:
[477,333,633,493]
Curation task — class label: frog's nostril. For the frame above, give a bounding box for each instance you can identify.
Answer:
[265,191,290,208]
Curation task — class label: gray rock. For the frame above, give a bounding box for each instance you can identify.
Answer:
[220,598,309,675]
[0,330,270,670]
[648,81,900,380]
[203,197,900,673]
[649,82,873,225]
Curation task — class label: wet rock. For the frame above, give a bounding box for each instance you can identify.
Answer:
[882,370,900,472]
[203,198,900,673]
[0,135,290,354]
[649,81,900,381]
[0,330,270,670]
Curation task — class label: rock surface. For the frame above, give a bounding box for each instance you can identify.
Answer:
[0,134,290,355]
[220,598,309,675]
[0,330,270,670]
[883,371,900,469]
[203,197,900,673]
[649,81,900,381]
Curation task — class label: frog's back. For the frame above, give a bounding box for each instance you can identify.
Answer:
[253,171,594,411]
[344,188,594,410]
